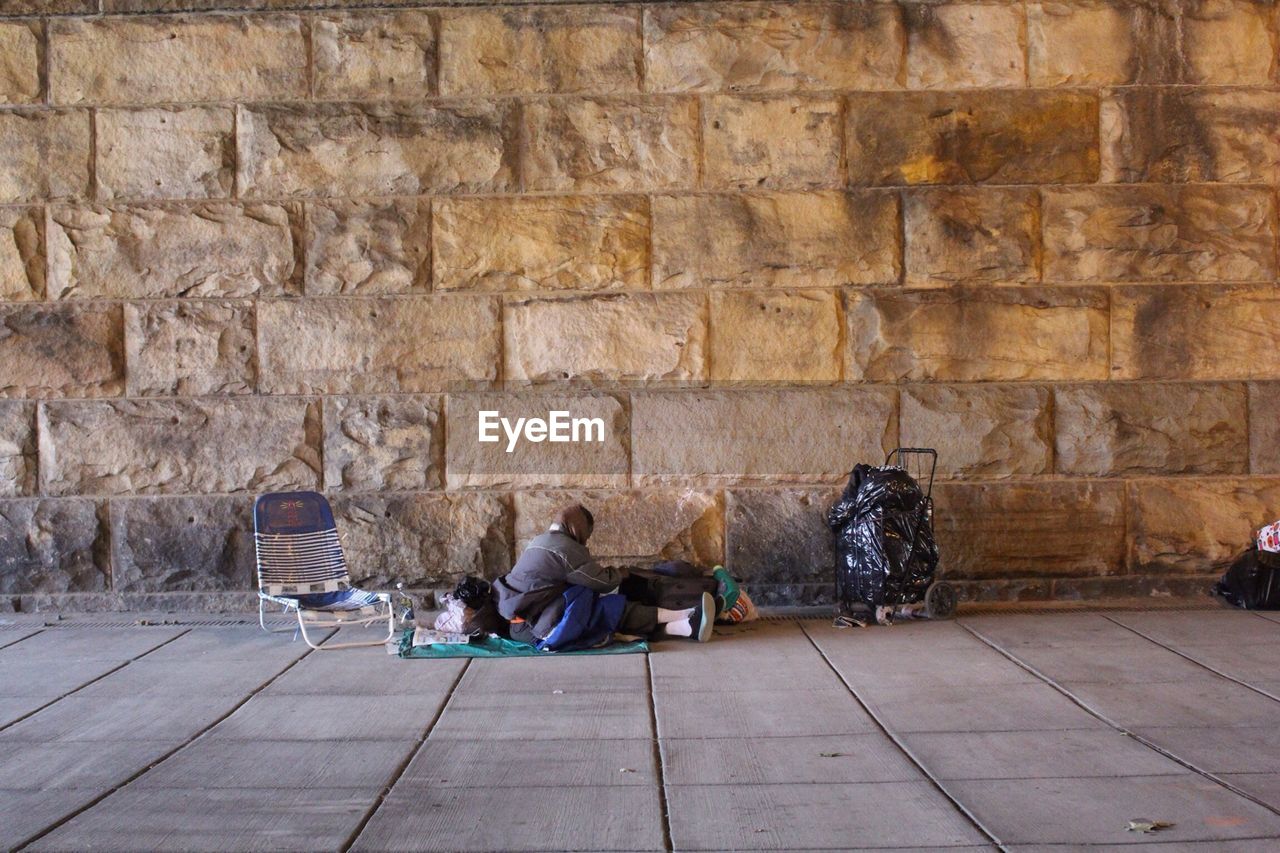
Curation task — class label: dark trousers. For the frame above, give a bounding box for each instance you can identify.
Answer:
[509,600,658,645]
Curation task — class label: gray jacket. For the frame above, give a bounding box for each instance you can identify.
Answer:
[492,529,626,639]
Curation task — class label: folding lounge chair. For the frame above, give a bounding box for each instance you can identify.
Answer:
[254,491,394,650]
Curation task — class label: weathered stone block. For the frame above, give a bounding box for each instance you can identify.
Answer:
[1250,383,1280,475]
[314,11,436,99]
[1128,478,1280,573]
[0,304,124,398]
[0,22,41,105]
[1102,89,1280,183]
[0,207,43,300]
[439,6,639,95]
[304,200,429,295]
[725,488,838,586]
[1027,1,1181,85]
[434,196,648,292]
[901,385,1051,479]
[0,402,36,497]
[709,290,840,382]
[445,392,629,489]
[237,103,518,197]
[1111,284,1280,381]
[50,15,306,105]
[847,90,1098,186]
[514,490,723,565]
[323,396,442,492]
[504,293,706,382]
[0,500,108,594]
[47,203,301,299]
[643,2,903,92]
[905,2,1026,88]
[258,296,498,394]
[1056,383,1247,476]
[904,188,1039,286]
[333,493,512,587]
[1043,186,1277,282]
[934,481,1126,578]
[651,191,899,288]
[1182,0,1277,84]
[633,389,895,485]
[96,107,234,200]
[0,109,90,203]
[38,398,321,496]
[847,287,1109,382]
[109,497,254,592]
[521,97,698,192]
[124,301,256,397]
[703,96,841,190]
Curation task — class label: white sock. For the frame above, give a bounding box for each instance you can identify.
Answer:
[662,619,694,637]
[656,607,693,624]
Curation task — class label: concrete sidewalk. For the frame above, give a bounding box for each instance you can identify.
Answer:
[3,609,1280,851]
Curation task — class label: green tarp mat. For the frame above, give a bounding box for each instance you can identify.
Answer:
[398,631,648,659]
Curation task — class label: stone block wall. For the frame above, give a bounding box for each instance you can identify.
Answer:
[1,0,1278,611]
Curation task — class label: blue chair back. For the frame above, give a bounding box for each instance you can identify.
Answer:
[254,491,350,595]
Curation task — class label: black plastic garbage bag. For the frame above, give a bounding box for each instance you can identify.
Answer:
[827,463,939,613]
[1214,547,1280,609]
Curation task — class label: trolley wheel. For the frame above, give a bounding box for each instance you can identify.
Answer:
[924,581,957,620]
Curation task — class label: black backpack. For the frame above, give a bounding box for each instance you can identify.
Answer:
[1214,548,1280,609]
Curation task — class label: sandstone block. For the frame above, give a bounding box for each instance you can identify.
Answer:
[904,188,1039,286]
[38,398,321,496]
[314,11,436,99]
[847,90,1098,186]
[304,200,429,295]
[651,191,899,288]
[434,196,648,292]
[709,290,840,382]
[725,488,838,585]
[847,287,1109,382]
[6,1,93,13]
[1102,89,1280,183]
[0,109,90,203]
[1250,383,1280,475]
[1128,478,1280,573]
[643,2,903,92]
[109,497,254,592]
[933,481,1125,578]
[50,15,306,105]
[333,493,512,588]
[0,500,108,594]
[1027,1,1180,85]
[633,389,895,485]
[258,296,499,394]
[514,490,722,565]
[47,203,301,299]
[703,95,841,190]
[1111,284,1280,381]
[522,97,698,192]
[124,301,256,396]
[439,6,639,95]
[1055,383,1246,476]
[900,385,1051,479]
[0,22,41,104]
[1182,0,1277,84]
[96,107,234,200]
[0,207,44,300]
[905,2,1026,88]
[323,395,443,492]
[0,304,124,398]
[445,392,629,489]
[0,402,36,497]
[237,103,517,197]
[1042,186,1276,282]
[504,293,706,382]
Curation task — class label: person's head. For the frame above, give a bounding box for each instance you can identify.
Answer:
[552,504,594,545]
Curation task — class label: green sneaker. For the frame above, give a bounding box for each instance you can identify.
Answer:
[712,566,740,615]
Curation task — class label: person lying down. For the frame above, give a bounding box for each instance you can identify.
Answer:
[492,504,714,651]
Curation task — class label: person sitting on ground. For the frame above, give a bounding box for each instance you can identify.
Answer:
[493,504,713,650]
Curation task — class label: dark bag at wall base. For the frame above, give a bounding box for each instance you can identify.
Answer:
[619,568,717,610]
[1213,548,1280,610]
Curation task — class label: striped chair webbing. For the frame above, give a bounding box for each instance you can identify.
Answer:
[255,528,350,593]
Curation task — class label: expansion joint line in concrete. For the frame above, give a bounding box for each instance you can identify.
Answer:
[11,629,333,852]
[960,621,1280,822]
[341,658,473,852]
[797,622,1007,852]
[0,628,45,652]
[644,652,675,853]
